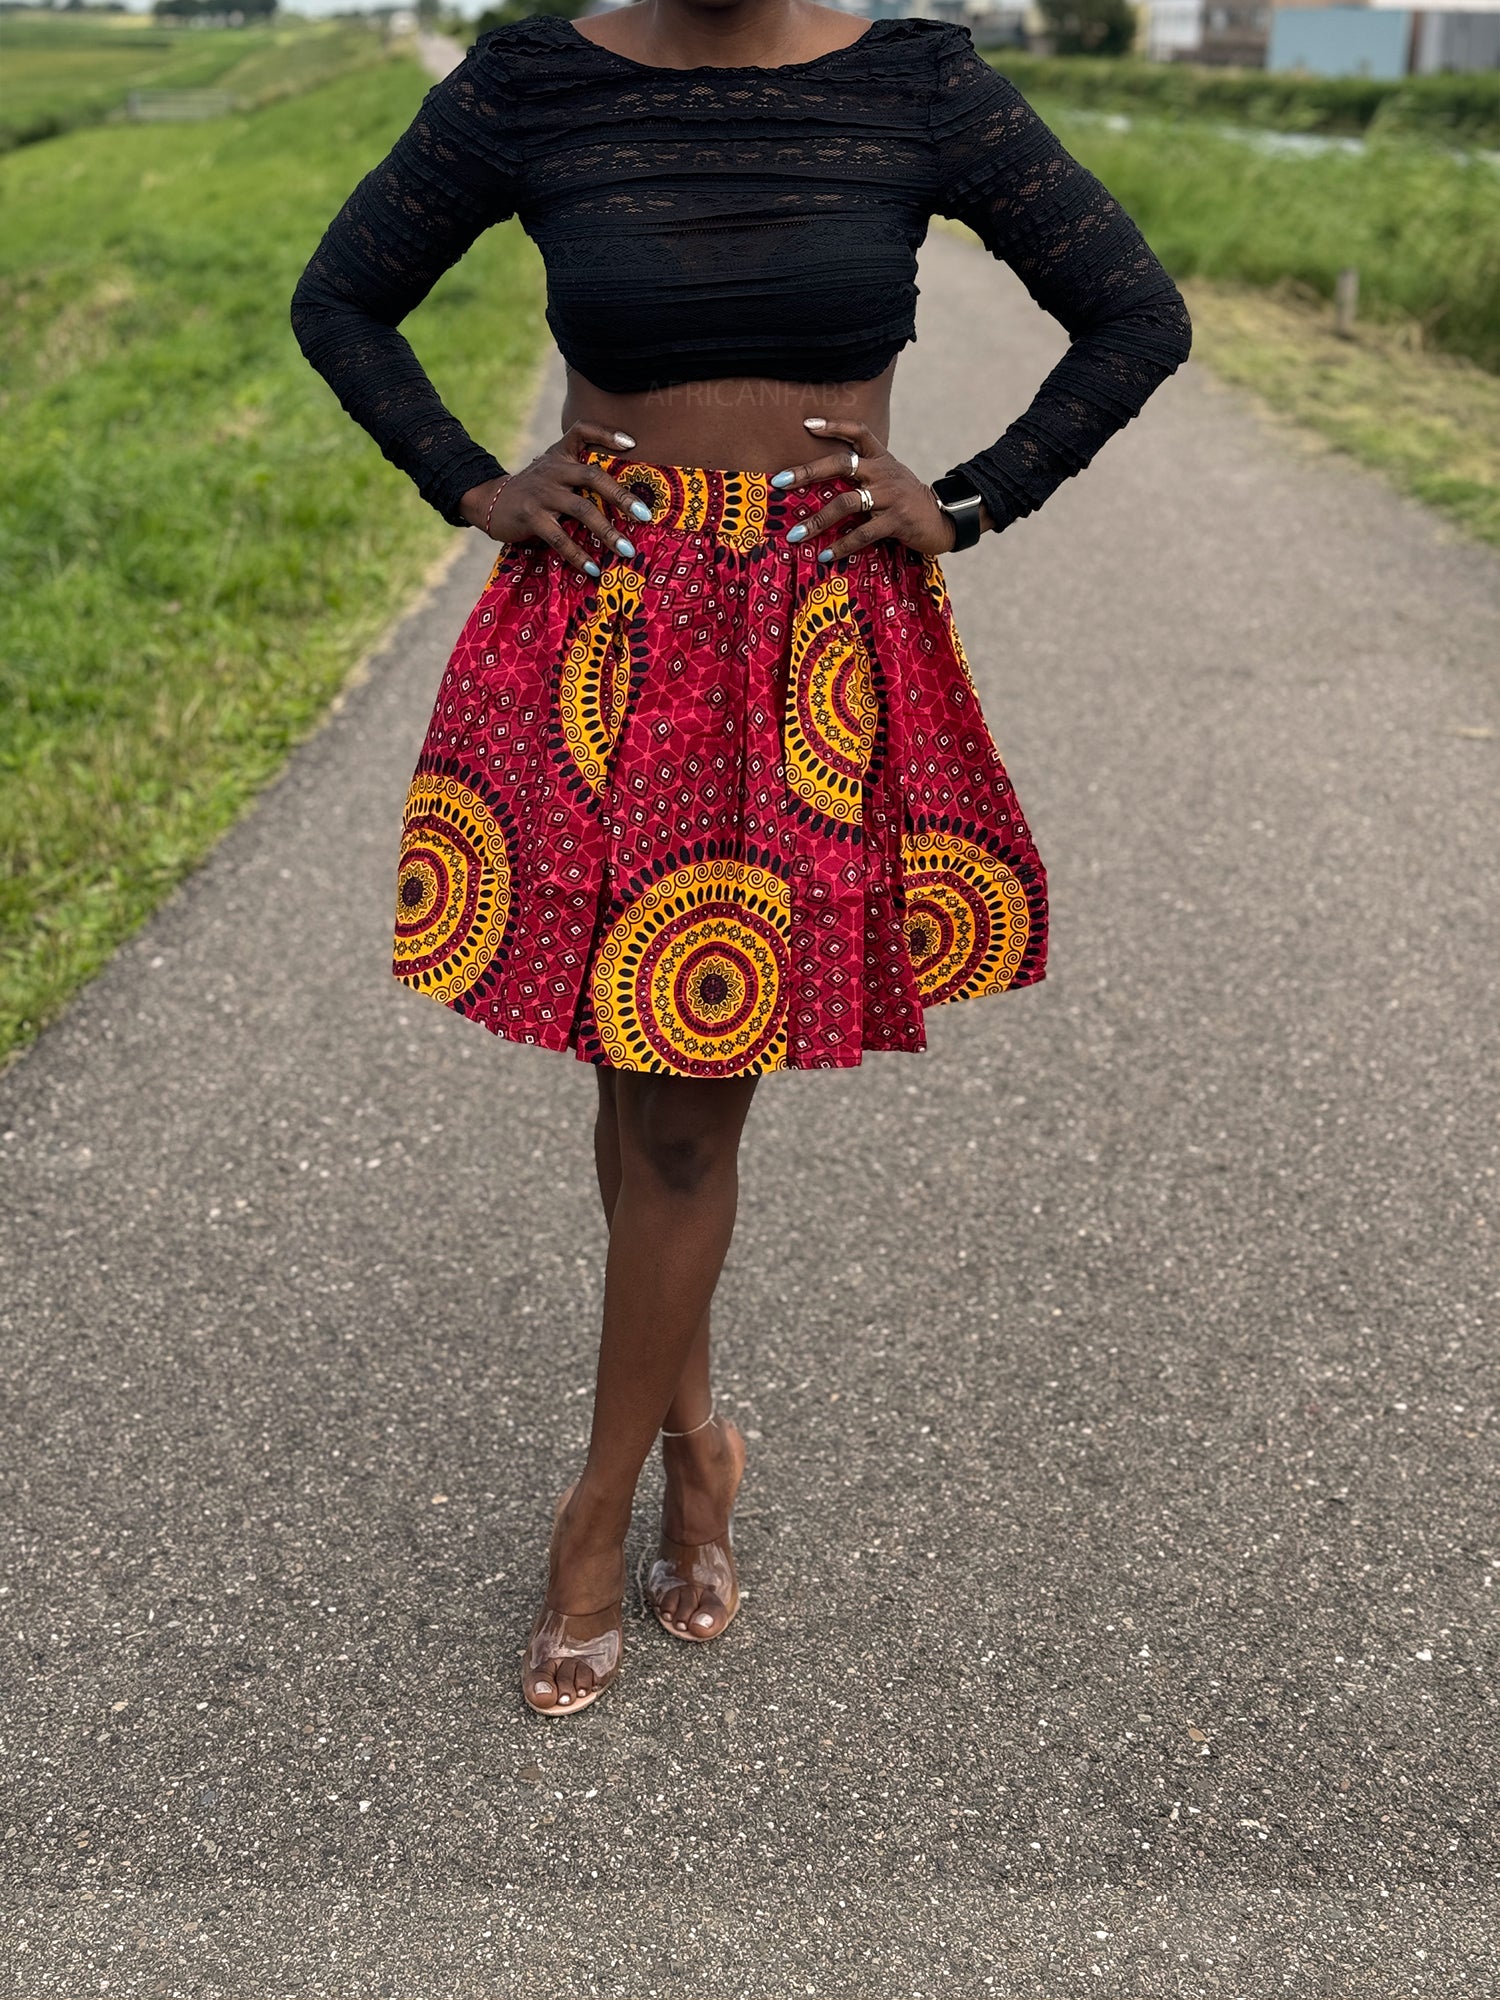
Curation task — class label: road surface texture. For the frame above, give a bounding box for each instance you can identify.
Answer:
[2,226,1496,1997]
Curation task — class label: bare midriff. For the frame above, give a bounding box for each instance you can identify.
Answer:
[558,359,897,472]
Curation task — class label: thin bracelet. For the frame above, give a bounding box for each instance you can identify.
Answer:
[481,474,510,540]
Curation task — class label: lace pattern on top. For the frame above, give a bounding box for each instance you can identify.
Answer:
[289,17,1191,529]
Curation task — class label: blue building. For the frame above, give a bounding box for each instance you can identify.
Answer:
[1267,5,1412,76]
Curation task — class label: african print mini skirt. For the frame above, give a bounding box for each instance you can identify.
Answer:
[392,454,1047,1076]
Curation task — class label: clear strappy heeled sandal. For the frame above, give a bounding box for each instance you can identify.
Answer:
[521,1480,626,1717]
[640,1406,746,1643]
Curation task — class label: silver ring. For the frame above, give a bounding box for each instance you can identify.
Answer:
[847,449,860,478]
[856,485,875,516]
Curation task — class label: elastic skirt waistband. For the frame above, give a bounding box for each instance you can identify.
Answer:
[584,450,855,550]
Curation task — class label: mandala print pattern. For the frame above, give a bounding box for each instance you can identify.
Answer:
[590,854,792,1076]
[394,457,1047,1073]
[393,765,512,1004]
[613,463,710,535]
[595,453,767,553]
[900,825,1032,1005]
[920,556,979,700]
[555,566,645,800]
[783,576,880,832]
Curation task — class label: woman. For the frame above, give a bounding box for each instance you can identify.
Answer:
[291,0,1191,1718]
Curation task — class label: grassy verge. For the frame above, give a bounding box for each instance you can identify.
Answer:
[0,14,395,151]
[0,59,547,1064]
[1180,278,1500,547]
[190,18,401,113]
[1033,97,1500,376]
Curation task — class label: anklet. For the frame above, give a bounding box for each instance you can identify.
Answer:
[661,1402,717,1438]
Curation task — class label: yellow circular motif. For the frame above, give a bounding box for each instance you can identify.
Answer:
[558,568,643,796]
[901,828,1030,1005]
[784,577,878,827]
[608,462,712,534]
[591,858,792,1075]
[393,771,511,1003]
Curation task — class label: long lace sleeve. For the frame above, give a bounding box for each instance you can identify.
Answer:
[290,41,521,527]
[929,30,1192,534]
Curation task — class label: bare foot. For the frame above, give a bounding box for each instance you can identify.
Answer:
[523,1480,627,1713]
[649,1416,746,1638]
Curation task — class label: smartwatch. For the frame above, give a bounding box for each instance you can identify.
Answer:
[931,471,986,552]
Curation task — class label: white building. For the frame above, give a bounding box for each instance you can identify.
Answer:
[1141,0,1206,56]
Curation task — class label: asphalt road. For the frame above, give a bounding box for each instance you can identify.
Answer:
[2,228,1497,1998]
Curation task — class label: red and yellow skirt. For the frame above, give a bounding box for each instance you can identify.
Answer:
[392,454,1047,1076]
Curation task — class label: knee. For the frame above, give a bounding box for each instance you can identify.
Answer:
[626,1082,740,1198]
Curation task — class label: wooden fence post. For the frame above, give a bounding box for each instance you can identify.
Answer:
[1334,267,1360,339]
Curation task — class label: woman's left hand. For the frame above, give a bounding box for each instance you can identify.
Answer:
[770,418,982,563]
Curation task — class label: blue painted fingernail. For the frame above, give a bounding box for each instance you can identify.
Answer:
[616,538,635,558]
[630,500,652,521]
[786,523,807,544]
[818,548,835,564]
[583,560,601,578]
[770,470,796,488]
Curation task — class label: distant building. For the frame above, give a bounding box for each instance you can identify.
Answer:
[1267,0,1500,75]
[1407,3,1500,66]
[847,0,1496,64]
[1267,4,1407,73]
[1137,0,1498,67]
[1193,0,1272,61]
[1142,0,1205,57]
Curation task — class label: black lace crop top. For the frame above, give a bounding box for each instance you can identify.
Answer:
[290,16,1192,531]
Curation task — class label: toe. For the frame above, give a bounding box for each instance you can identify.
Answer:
[553,1660,579,1707]
[689,1589,726,1636]
[527,1669,559,1711]
[657,1584,688,1629]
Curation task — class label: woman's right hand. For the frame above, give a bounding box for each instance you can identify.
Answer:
[459,421,654,578]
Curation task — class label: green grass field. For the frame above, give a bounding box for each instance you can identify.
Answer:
[1034,96,1500,378]
[0,58,547,1061]
[0,12,394,150]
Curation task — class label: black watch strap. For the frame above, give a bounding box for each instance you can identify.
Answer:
[932,471,985,552]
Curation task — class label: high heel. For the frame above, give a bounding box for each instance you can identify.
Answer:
[521,1480,626,1717]
[642,1412,746,1643]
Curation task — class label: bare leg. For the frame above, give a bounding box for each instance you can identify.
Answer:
[591,1072,743,1637]
[527,1067,758,1708]
[592,1070,713,1431]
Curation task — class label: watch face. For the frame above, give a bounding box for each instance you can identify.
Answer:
[934,473,982,509]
